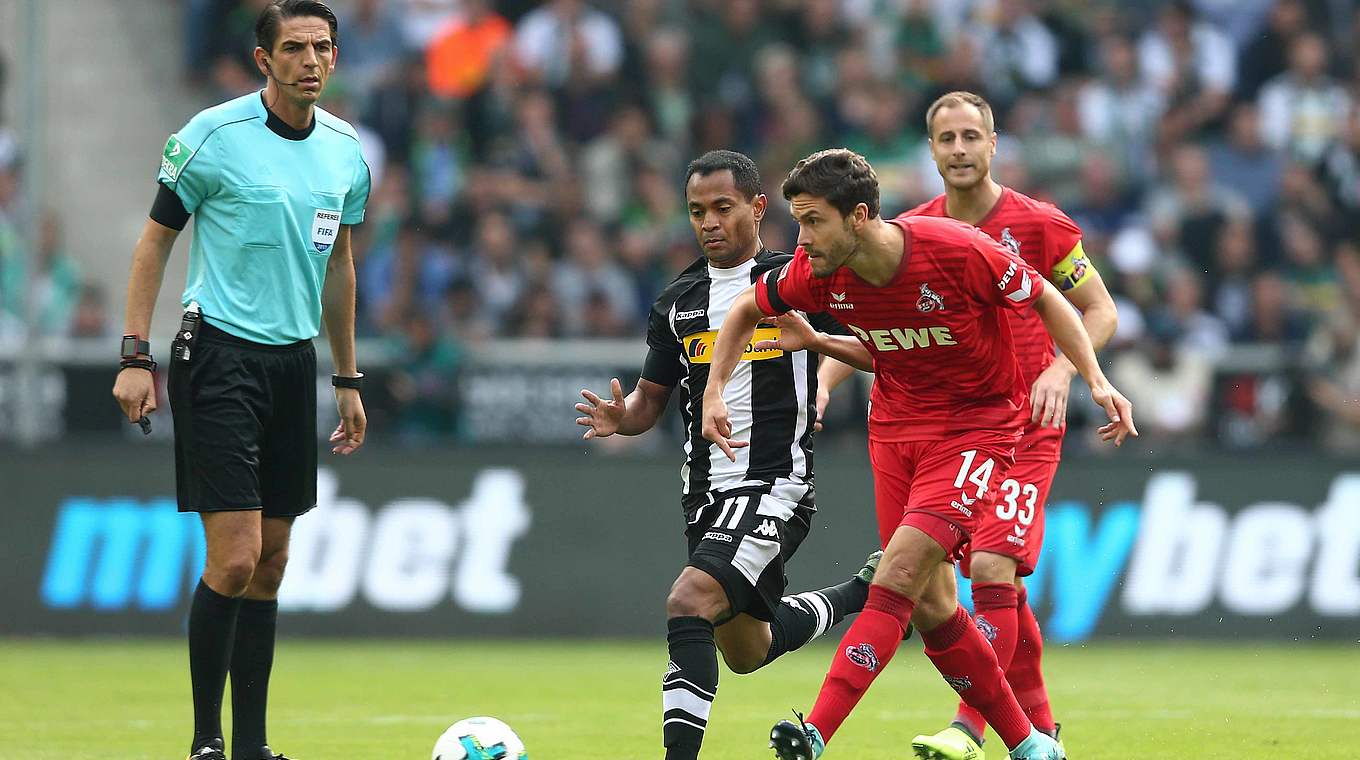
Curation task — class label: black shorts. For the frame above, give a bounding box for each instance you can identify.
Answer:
[684,484,815,622]
[168,320,317,517]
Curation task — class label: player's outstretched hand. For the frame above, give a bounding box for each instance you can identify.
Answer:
[576,377,626,439]
[1089,379,1138,446]
[1030,361,1075,428]
[754,312,819,353]
[701,393,748,461]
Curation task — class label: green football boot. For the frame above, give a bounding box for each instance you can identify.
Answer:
[911,725,985,760]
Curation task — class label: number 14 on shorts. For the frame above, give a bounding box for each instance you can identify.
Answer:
[954,449,1038,525]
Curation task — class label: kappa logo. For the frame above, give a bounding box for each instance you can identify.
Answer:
[845,643,879,672]
[676,309,706,320]
[702,531,733,543]
[829,292,854,310]
[1000,227,1021,255]
[975,615,999,642]
[917,283,944,313]
[664,660,682,678]
[753,519,780,539]
[944,674,973,693]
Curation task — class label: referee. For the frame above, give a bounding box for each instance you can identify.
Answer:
[111,3,369,759]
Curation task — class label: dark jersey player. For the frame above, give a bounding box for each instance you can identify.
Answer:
[701,149,1136,760]
[574,150,878,760]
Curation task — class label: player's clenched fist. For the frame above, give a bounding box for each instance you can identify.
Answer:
[112,367,156,422]
[701,392,748,461]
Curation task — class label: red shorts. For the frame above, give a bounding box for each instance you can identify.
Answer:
[869,430,1018,561]
[959,449,1060,578]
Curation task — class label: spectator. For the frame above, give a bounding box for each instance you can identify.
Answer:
[1208,217,1259,335]
[1235,271,1311,346]
[1304,310,1360,453]
[579,104,677,226]
[69,283,110,339]
[424,0,511,100]
[1147,143,1251,272]
[338,0,407,105]
[514,0,624,90]
[1235,0,1310,99]
[386,309,462,441]
[1258,33,1351,164]
[551,219,636,337]
[969,0,1060,112]
[1207,102,1283,216]
[1108,324,1214,440]
[1078,33,1165,183]
[30,211,80,335]
[464,211,525,336]
[1141,0,1235,144]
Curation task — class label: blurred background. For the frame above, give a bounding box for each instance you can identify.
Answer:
[1,0,1357,644]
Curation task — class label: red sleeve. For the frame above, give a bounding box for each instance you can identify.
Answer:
[1042,206,1084,274]
[966,227,1046,311]
[755,247,824,315]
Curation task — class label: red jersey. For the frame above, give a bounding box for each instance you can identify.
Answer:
[755,216,1046,443]
[901,188,1090,459]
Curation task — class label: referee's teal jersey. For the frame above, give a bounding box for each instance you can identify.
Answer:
[157,91,370,344]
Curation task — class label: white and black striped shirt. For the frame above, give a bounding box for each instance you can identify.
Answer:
[641,249,846,513]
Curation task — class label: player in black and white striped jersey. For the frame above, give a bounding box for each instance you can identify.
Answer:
[575,150,880,760]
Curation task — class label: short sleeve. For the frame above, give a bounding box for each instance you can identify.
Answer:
[755,247,824,316]
[1042,208,1093,292]
[966,228,1046,311]
[343,148,371,225]
[157,126,218,214]
[640,301,683,387]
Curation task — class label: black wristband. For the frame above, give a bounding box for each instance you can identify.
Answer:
[332,372,364,390]
[120,357,158,373]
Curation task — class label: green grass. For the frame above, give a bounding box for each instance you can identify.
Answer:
[1,639,1356,759]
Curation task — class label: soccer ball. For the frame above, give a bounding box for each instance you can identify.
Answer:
[432,716,528,760]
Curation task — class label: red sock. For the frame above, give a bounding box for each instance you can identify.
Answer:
[805,585,914,741]
[953,583,1020,739]
[922,606,1032,749]
[1007,587,1055,732]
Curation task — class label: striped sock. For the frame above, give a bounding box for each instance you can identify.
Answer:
[663,616,717,760]
[764,575,870,666]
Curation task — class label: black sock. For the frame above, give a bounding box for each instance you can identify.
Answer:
[230,597,279,760]
[663,616,717,760]
[189,580,241,752]
[764,576,870,665]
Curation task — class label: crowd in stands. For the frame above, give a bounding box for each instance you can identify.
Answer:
[23,0,1360,448]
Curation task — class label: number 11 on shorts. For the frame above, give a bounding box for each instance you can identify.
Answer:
[952,449,996,499]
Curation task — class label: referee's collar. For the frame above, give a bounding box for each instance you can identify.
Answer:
[257,91,316,141]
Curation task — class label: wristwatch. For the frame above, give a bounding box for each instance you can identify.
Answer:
[332,372,364,390]
[120,334,151,360]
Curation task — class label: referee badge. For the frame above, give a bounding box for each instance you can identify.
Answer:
[311,207,342,252]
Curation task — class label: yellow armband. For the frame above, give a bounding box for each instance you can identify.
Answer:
[1052,241,1094,292]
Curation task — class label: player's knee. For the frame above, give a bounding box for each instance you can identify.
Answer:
[666,572,727,621]
[720,648,765,675]
[969,552,1018,585]
[872,555,928,598]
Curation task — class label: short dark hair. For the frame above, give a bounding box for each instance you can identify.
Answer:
[256,0,339,52]
[781,148,880,219]
[685,150,762,201]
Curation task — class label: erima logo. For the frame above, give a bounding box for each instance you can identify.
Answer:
[847,324,957,352]
[753,519,780,539]
[845,643,879,671]
[975,615,999,642]
[832,292,847,301]
[917,283,944,313]
[676,309,706,320]
[829,292,854,310]
[951,491,976,517]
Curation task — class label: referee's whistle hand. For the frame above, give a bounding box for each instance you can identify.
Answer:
[113,368,157,422]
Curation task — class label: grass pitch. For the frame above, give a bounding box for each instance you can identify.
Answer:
[1,639,1356,759]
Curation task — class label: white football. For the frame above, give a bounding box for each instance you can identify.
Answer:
[432,716,528,760]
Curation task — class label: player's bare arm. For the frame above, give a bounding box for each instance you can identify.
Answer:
[575,377,673,438]
[752,312,866,432]
[112,218,180,423]
[1032,285,1137,445]
[700,287,763,461]
[323,224,366,455]
[1031,266,1118,429]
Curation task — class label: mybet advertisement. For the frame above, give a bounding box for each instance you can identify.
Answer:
[4,446,1356,640]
